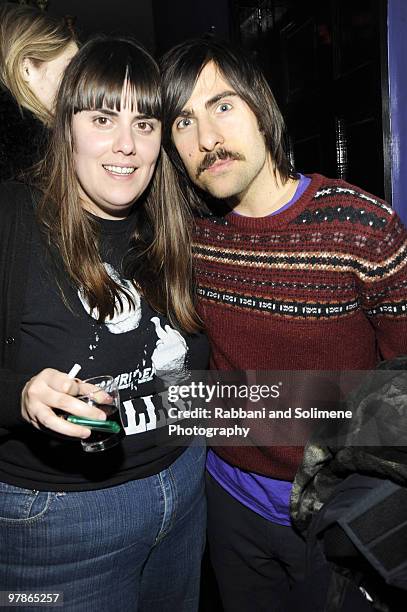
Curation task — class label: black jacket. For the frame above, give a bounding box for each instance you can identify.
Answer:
[291,356,407,533]
[0,89,47,182]
[291,357,407,610]
[0,181,37,431]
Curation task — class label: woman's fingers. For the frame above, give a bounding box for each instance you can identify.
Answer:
[24,383,107,419]
[76,381,112,405]
[21,368,108,435]
[27,403,92,438]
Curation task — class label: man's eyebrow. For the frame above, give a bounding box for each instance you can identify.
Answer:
[178,91,238,117]
[178,108,193,118]
[205,91,238,109]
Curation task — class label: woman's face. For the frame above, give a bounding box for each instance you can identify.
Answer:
[72,86,161,219]
[23,41,78,111]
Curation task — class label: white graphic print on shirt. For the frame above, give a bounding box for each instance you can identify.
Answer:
[77,263,190,436]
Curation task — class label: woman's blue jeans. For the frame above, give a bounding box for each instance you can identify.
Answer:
[0,444,206,611]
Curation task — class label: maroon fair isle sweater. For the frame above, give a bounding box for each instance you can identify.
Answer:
[193,173,407,480]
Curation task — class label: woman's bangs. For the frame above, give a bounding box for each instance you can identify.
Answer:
[73,58,160,118]
[125,62,161,118]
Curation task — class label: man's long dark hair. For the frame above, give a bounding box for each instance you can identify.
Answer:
[160,37,296,206]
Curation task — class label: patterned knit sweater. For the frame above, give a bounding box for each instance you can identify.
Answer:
[193,173,407,480]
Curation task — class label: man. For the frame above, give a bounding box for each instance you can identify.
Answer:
[161,39,407,611]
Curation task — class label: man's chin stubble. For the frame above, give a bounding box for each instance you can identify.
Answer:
[197,171,247,200]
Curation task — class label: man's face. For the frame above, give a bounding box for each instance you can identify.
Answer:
[171,61,269,201]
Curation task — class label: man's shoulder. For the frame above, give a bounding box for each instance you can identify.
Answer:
[192,174,400,236]
[306,174,394,227]
[192,208,229,238]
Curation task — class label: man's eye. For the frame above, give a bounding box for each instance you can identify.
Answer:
[217,103,232,113]
[137,121,153,132]
[176,117,193,129]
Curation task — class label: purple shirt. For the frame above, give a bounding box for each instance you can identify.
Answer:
[231,173,311,218]
[207,174,311,526]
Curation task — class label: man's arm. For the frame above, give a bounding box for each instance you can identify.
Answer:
[358,211,407,359]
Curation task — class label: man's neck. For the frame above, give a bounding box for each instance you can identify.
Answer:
[230,161,299,218]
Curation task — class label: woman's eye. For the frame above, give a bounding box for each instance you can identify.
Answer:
[94,116,110,126]
[137,121,153,132]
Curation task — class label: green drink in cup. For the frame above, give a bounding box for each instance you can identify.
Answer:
[68,375,123,453]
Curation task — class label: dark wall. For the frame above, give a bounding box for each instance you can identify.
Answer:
[0,0,156,52]
[152,0,231,55]
[234,0,388,200]
[51,0,155,51]
[0,0,232,57]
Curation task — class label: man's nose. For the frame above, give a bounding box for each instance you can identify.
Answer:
[197,117,224,152]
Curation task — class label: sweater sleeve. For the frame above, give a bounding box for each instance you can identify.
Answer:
[358,211,407,360]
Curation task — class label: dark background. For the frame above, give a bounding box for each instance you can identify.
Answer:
[1,0,390,202]
[0,2,394,610]
[0,0,232,54]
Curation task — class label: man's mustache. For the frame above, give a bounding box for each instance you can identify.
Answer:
[196,148,245,178]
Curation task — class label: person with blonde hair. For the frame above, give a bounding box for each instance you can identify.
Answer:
[0,2,77,179]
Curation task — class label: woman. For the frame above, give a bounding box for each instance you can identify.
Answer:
[0,36,208,611]
[0,2,77,180]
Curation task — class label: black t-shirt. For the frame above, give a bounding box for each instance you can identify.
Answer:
[0,213,209,490]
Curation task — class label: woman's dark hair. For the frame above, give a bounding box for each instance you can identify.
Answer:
[160,37,295,192]
[37,36,200,332]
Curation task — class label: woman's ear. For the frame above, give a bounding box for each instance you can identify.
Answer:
[22,58,33,83]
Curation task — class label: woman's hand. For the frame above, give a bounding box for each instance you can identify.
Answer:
[21,368,107,438]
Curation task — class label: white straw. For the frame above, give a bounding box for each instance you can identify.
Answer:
[67,363,81,379]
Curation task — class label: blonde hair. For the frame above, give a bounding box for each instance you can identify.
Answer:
[0,3,76,125]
